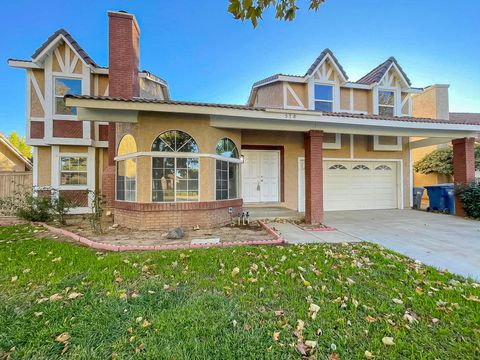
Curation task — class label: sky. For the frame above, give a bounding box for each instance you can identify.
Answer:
[1,0,479,136]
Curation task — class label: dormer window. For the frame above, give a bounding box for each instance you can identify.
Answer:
[378,90,395,116]
[314,84,333,112]
[55,77,82,115]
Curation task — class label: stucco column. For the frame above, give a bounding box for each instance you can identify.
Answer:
[304,130,324,224]
[452,137,476,217]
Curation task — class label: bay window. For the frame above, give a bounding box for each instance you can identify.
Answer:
[215,138,239,200]
[116,134,137,201]
[152,130,199,202]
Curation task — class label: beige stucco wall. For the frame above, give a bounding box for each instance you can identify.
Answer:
[287,83,307,108]
[412,85,449,120]
[340,88,350,110]
[37,146,51,186]
[254,82,284,108]
[355,89,371,113]
[59,145,88,153]
[30,69,45,118]
[0,142,27,172]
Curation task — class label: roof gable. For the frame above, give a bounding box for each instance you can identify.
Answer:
[357,57,411,87]
[31,29,97,67]
[305,48,348,82]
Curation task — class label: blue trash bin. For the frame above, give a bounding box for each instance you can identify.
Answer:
[424,183,455,214]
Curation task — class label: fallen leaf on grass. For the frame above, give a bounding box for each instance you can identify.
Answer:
[382,337,394,346]
[34,312,43,317]
[296,319,305,332]
[67,292,83,300]
[52,257,62,263]
[272,331,280,341]
[49,293,62,302]
[392,298,403,304]
[462,294,480,303]
[115,277,124,283]
[364,350,374,359]
[231,267,240,277]
[11,276,18,282]
[328,353,339,360]
[365,316,378,323]
[55,332,70,343]
[141,319,151,328]
[274,310,285,317]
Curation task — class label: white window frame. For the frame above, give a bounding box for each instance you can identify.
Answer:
[373,136,403,151]
[53,76,82,119]
[378,89,396,117]
[115,158,137,202]
[323,133,342,150]
[151,156,200,203]
[314,83,334,112]
[59,155,88,187]
[215,159,240,201]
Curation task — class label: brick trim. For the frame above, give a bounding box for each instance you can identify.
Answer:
[241,145,285,202]
[452,137,476,217]
[115,198,243,212]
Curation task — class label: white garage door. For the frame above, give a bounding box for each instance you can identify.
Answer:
[324,160,398,211]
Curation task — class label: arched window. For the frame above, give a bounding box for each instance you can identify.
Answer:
[215,138,240,200]
[116,134,137,201]
[151,130,199,153]
[151,130,199,202]
[216,138,239,158]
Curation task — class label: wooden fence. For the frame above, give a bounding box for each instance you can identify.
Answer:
[0,172,32,198]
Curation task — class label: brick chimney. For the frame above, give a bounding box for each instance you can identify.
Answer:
[103,11,140,207]
[108,11,140,98]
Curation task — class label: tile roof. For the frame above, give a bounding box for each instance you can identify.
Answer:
[305,48,349,80]
[66,95,480,127]
[449,112,480,124]
[252,73,304,87]
[32,28,98,67]
[356,57,411,86]
[65,95,265,111]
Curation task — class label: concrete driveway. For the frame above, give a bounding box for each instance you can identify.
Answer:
[324,210,480,280]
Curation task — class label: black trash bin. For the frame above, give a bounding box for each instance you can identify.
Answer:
[412,187,425,209]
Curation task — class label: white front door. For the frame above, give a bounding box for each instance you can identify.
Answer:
[242,150,280,203]
[298,159,399,212]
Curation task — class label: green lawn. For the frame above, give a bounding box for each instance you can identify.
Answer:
[0,225,479,359]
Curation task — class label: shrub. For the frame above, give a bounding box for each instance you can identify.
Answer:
[413,144,480,175]
[455,180,480,219]
[51,195,76,225]
[16,194,53,222]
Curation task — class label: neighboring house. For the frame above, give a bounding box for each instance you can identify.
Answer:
[410,87,480,187]
[8,11,480,228]
[0,132,32,172]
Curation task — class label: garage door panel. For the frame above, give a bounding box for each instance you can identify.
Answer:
[324,161,398,211]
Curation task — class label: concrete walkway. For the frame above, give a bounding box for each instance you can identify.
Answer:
[270,209,480,280]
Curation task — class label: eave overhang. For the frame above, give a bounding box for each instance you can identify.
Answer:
[65,97,480,139]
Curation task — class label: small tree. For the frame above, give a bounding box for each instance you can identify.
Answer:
[8,131,32,159]
[455,180,480,219]
[413,144,480,176]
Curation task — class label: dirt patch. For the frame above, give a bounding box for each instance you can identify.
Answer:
[55,216,276,247]
[0,216,28,227]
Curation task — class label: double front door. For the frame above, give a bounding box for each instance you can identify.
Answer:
[242,150,280,203]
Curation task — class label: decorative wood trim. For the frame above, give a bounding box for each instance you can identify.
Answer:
[241,144,285,202]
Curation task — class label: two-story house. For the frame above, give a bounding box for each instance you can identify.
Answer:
[9,11,480,229]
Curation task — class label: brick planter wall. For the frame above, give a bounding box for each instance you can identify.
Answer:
[114,199,243,230]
